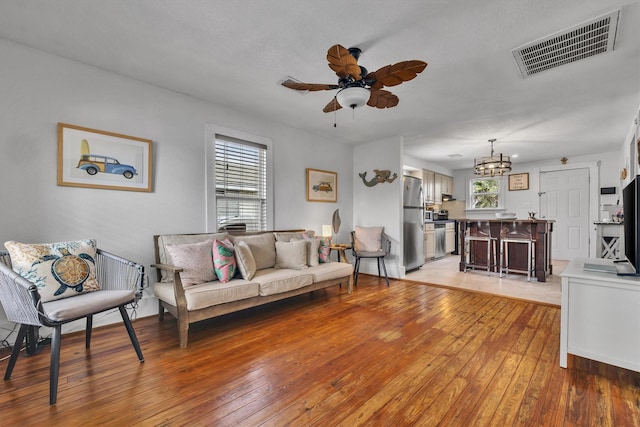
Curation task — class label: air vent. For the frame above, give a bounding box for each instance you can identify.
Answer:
[511,10,619,78]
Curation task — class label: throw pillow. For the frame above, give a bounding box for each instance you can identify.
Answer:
[302,232,331,264]
[229,233,276,270]
[292,237,320,267]
[234,241,257,280]
[4,239,100,302]
[318,236,332,263]
[213,239,237,283]
[274,240,308,270]
[354,226,383,252]
[165,240,215,287]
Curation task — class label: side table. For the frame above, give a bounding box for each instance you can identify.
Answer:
[330,244,351,263]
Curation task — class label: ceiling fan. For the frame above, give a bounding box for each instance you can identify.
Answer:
[281,44,428,113]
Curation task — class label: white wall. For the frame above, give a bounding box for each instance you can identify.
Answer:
[353,137,404,278]
[0,39,353,334]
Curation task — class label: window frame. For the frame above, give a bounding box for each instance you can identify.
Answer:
[206,124,273,232]
[467,176,506,211]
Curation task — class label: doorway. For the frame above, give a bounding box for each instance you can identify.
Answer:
[539,168,590,260]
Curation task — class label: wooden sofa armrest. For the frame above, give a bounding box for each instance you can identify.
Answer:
[151,264,188,306]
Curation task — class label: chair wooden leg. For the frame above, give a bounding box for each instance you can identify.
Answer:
[118,306,144,361]
[4,324,28,380]
[50,325,62,405]
[377,258,381,277]
[85,315,93,349]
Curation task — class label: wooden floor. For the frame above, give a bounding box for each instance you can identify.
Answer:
[1,275,639,426]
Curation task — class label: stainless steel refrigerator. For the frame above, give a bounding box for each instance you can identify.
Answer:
[403,175,425,271]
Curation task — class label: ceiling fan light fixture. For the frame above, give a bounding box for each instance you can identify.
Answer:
[336,87,370,110]
[474,139,512,177]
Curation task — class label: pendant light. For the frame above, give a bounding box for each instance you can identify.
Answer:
[473,139,512,176]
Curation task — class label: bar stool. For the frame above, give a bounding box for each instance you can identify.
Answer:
[499,221,536,281]
[464,221,497,273]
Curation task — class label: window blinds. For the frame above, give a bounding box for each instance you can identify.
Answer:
[215,135,267,232]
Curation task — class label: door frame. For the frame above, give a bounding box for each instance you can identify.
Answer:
[535,161,599,258]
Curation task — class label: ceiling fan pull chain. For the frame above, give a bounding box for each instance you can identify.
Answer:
[333,98,337,127]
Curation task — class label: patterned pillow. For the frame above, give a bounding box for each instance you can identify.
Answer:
[213,239,237,283]
[4,239,100,302]
[165,240,216,287]
[318,237,332,263]
[302,233,331,264]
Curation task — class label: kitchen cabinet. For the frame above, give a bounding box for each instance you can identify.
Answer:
[434,174,443,204]
[423,169,453,205]
[445,222,455,253]
[424,222,435,260]
[441,175,453,196]
[423,170,435,203]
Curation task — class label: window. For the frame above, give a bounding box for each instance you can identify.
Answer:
[214,135,267,232]
[468,177,504,209]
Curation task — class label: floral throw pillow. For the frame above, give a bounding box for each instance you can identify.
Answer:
[213,239,237,283]
[302,233,331,264]
[4,239,100,302]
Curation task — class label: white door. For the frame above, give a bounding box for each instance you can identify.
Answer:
[539,168,590,260]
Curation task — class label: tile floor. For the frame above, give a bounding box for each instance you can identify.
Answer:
[403,254,565,306]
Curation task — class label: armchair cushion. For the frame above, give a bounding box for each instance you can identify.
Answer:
[4,239,100,302]
[354,226,383,252]
[165,240,215,288]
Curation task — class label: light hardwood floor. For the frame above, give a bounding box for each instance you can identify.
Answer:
[405,255,565,306]
[1,273,638,426]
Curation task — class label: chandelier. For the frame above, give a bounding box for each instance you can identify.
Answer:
[474,139,512,176]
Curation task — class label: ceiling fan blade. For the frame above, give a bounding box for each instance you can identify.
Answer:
[281,79,339,91]
[327,44,362,81]
[367,89,399,109]
[367,60,427,89]
[323,97,343,113]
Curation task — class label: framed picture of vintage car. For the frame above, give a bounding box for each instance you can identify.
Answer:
[57,123,153,192]
[306,168,337,202]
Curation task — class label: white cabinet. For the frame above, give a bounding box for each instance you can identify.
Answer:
[424,222,435,260]
[560,258,640,372]
[441,175,453,195]
[445,222,455,253]
[424,170,453,205]
[423,170,435,203]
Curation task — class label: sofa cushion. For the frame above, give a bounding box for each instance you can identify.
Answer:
[292,237,320,267]
[5,239,100,302]
[153,280,259,311]
[165,240,215,288]
[234,241,257,280]
[230,233,276,270]
[275,240,308,270]
[213,239,237,283]
[251,268,313,296]
[354,226,383,252]
[157,233,228,282]
[306,262,353,283]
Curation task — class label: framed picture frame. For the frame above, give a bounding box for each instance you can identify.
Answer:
[57,123,153,192]
[508,172,529,191]
[306,168,337,202]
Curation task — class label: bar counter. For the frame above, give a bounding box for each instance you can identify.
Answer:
[458,219,554,282]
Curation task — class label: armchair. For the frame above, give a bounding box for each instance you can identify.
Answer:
[351,226,391,286]
[0,248,145,405]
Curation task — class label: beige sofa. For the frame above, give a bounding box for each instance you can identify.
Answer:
[152,230,353,348]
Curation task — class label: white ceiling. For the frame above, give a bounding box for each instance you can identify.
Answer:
[1,1,638,170]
